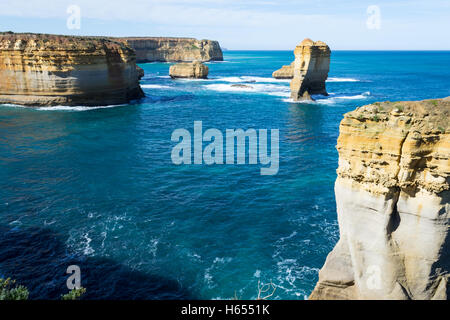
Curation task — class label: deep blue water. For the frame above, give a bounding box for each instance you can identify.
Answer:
[1,51,449,299]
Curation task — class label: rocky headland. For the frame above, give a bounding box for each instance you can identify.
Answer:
[310,97,450,300]
[290,39,330,101]
[0,32,144,107]
[169,61,209,79]
[116,37,223,63]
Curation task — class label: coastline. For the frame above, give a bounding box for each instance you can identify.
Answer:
[1,45,449,300]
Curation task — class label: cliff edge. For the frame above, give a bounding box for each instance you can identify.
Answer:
[116,37,223,63]
[0,32,144,107]
[310,97,450,299]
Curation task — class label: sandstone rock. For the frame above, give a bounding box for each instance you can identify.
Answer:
[290,38,330,101]
[231,84,253,89]
[272,62,294,79]
[310,98,450,300]
[0,32,144,107]
[169,61,209,79]
[116,37,223,63]
[136,65,144,80]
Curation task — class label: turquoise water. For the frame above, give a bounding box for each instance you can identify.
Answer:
[1,51,449,299]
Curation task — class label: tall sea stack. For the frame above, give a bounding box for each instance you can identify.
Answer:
[0,32,144,107]
[310,98,450,299]
[290,39,330,101]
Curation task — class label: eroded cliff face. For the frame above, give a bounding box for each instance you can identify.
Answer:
[0,32,144,107]
[310,98,450,300]
[169,61,209,79]
[117,37,223,63]
[272,62,294,79]
[290,38,330,101]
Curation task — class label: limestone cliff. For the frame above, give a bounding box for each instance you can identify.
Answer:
[310,98,450,300]
[272,62,294,79]
[290,39,330,101]
[116,37,223,63]
[0,32,144,107]
[169,61,208,79]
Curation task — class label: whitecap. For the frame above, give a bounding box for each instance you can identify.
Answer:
[82,233,95,256]
[274,258,319,294]
[174,78,209,82]
[211,76,243,83]
[149,238,159,257]
[1,103,128,111]
[283,91,370,104]
[241,76,290,83]
[211,76,290,83]
[204,83,290,97]
[282,98,315,104]
[141,84,172,89]
[36,104,127,111]
[327,77,360,82]
[333,91,370,100]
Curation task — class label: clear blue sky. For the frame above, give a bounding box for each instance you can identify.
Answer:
[1,0,449,50]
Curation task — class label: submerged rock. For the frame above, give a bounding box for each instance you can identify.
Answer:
[116,37,223,63]
[272,61,294,79]
[290,38,330,101]
[230,84,253,89]
[0,32,144,107]
[310,97,450,300]
[169,61,209,79]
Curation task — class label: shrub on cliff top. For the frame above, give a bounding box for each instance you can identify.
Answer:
[61,287,86,300]
[0,278,29,300]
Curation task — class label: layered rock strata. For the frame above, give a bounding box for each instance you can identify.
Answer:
[169,61,209,79]
[290,38,330,101]
[0,32,144,107]
[310,98,450,300]
[116,37,223,63]
[272,62,294,79]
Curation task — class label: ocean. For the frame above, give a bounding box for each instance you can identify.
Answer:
[0,51,449,299]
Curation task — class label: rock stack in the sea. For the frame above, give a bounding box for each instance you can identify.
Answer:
[290,39,330,101]
[310,98,450,300]
[169,61,209,79]
[272,62,294,79]
[116,37,223,63]
[0,32,144,107]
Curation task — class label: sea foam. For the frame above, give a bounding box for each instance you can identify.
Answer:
[205,83,290,97]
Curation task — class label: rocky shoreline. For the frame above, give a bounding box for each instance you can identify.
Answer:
[0,32,144,107]
[0,32,448,300]
[310,97,450,299]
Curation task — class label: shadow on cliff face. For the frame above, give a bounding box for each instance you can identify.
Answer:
[0,225,194,300]
[430,189,450,298]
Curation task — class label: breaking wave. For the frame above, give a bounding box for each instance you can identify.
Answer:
[211,76,290,83]
[326,77,360,82]
[204,83,290,97]
[1,103,127,111]
[283,91,371,104]
[141,84,172,89]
